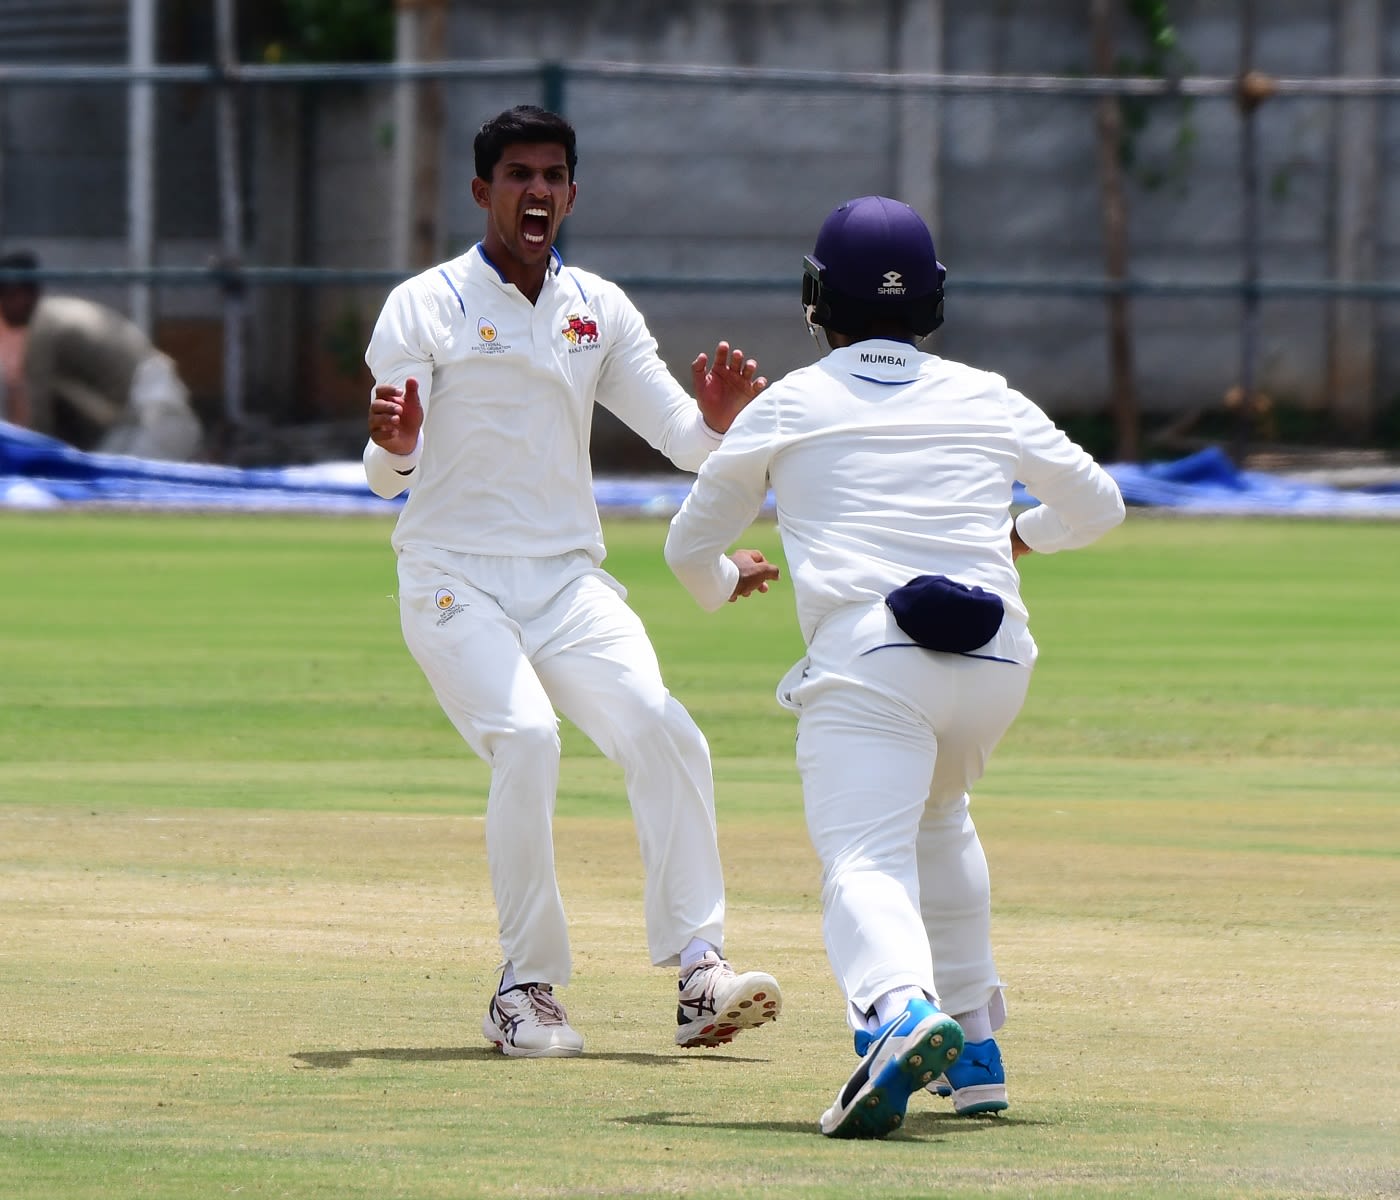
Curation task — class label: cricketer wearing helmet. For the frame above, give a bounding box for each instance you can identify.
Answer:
[664,195,1125,1138]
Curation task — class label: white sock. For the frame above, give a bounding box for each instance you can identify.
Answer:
[953,1004,993,1042]
[873,985,928,1028]
[680,938,720,971]
[499,962,517,992]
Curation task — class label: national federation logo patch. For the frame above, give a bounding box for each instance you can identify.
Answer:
[473,314,508,356]
[434,587,468,625]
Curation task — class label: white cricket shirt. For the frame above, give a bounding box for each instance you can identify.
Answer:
[364,244,721,561]
[664,339,1125,662]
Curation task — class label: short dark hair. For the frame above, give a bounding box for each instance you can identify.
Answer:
[473,105,578,183]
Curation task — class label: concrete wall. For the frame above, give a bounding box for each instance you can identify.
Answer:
[411,0,1391,446]
[1,0,1394,458]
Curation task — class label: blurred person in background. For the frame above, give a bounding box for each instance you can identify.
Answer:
[665,195,1125,1137]
[0,250,203,461]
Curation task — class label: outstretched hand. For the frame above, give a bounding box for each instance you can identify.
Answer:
[692,341,767,434]
[368,377,423,455]
[727,549,781,602]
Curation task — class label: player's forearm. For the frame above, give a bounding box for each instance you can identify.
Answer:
[664,535,740,610]
[661,408,725,473]
[1015,463,1125,552]
[664,520,742,611]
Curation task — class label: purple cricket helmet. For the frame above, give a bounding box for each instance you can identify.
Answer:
[802,195,946,337]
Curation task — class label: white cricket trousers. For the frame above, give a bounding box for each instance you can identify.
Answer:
[397,546,726,986]
[780,602,1031,1030]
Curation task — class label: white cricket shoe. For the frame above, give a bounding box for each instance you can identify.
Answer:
[482,983,584,1058]
[675,951,782,1048]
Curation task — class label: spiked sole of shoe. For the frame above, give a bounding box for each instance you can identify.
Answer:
[676,979,782,1048]
[821,1015,965,1139]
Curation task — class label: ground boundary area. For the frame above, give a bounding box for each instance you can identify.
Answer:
[2,421,1399,518]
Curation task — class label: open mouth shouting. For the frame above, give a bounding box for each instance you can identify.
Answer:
[522,206,551,247]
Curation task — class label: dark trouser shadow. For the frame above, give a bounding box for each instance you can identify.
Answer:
[612,1109,1041,1139]
[291,1047,731,1069]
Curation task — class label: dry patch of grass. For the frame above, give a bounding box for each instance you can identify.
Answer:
[3,805,1396,1200]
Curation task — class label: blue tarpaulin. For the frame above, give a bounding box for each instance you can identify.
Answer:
[1107,445,1400,516]
[0,422,395,514]
[2,422,1398,518]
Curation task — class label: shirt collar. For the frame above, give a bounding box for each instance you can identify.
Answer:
[830,339,925,385]
[472,242,564,287]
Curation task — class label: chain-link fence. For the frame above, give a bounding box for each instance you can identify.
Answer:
[2,4,1397,466]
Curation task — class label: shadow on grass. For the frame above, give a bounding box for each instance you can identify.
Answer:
[905,1111,1048,1133]
[292,1047,494,1069]
[290,1047,733,1069]
[614,1109,1042,1139]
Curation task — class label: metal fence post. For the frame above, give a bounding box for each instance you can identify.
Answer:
[126,0,156,336]
[1232,0,1268,465]
[1329,0,1381,439]
[214,0,245,438]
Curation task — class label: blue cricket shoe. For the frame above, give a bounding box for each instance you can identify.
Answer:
[929,1037,1009,1114]
[820,998,964,1139]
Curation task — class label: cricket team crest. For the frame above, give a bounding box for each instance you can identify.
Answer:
[562,310,601,352]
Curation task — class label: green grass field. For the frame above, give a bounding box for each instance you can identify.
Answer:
[1,511,1397,1199]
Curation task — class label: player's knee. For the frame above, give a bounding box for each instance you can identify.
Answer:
[486,720,560,772]
[606,691,709,764]
[647,694,708,755]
